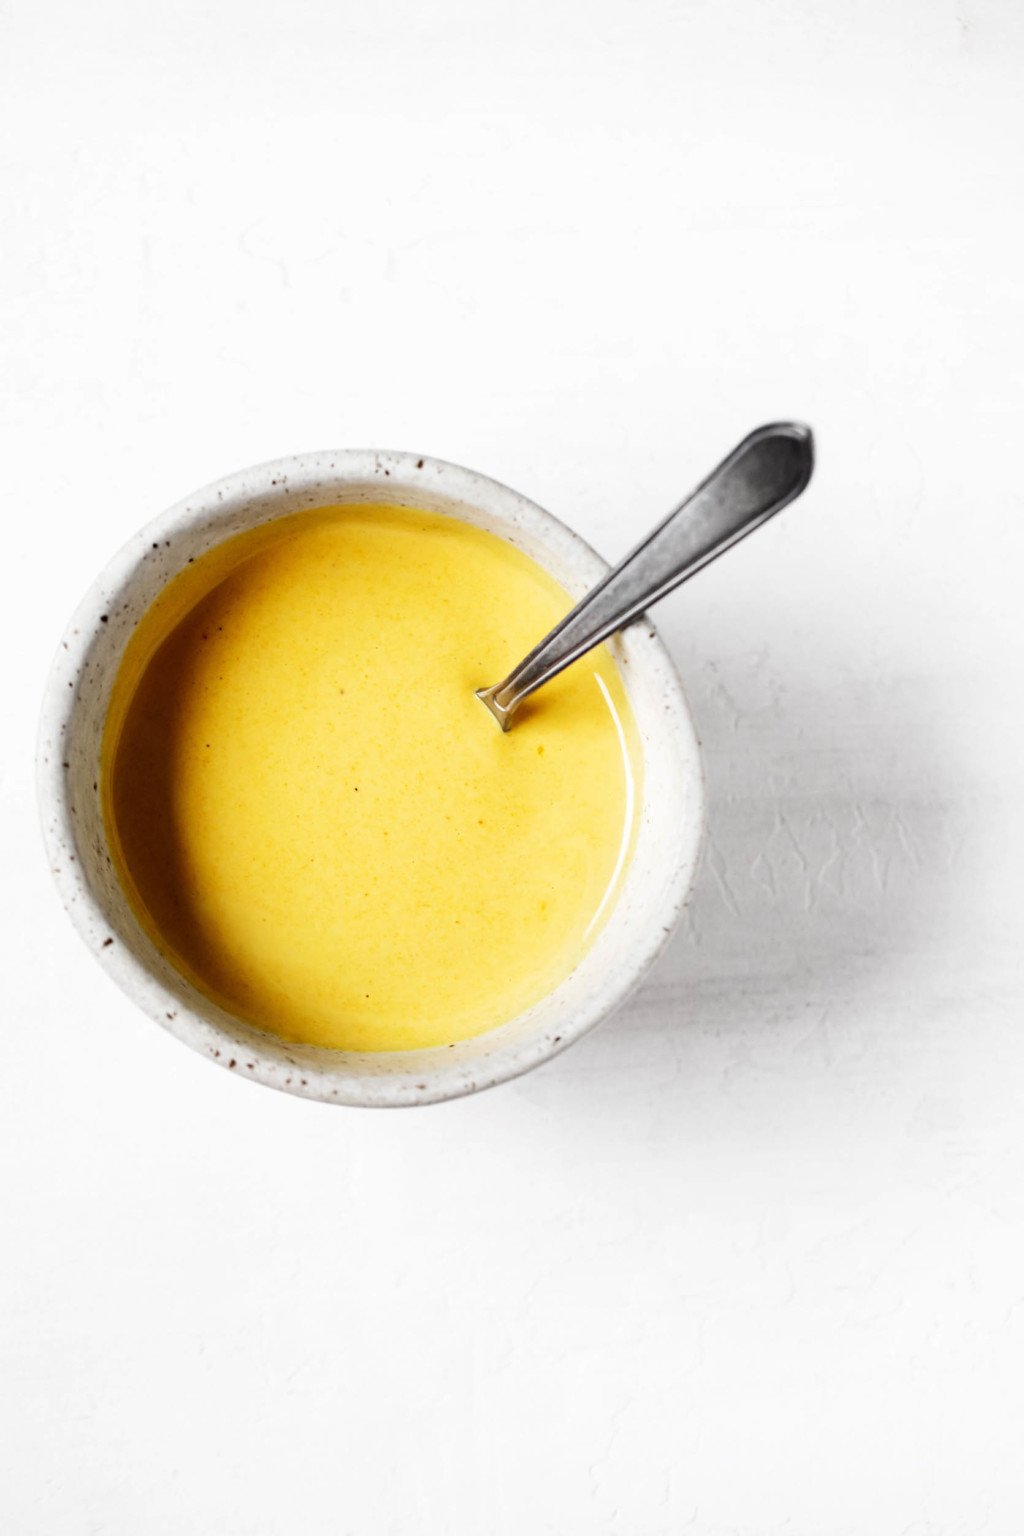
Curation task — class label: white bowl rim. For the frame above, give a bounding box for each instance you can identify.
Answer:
[37,448,705,1107]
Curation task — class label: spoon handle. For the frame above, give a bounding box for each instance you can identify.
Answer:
[477,421,814,729]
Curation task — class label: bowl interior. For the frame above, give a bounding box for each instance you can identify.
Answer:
[39,451,704,1105]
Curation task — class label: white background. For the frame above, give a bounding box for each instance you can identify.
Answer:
[3,0,1024,1531]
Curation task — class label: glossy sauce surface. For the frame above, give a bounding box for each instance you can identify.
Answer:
[103,505,639,1051]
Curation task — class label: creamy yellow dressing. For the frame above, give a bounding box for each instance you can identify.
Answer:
[103,504,640,1052]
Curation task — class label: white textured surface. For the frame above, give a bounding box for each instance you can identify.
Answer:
[3,0,1023,1531]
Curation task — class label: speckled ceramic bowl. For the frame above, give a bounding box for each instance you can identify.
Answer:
[38,451,705,1107]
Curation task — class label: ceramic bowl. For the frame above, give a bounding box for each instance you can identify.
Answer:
[37,451,705,1106]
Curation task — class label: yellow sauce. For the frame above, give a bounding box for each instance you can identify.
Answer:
[103,504,639,1051]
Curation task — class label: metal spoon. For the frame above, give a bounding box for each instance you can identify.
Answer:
[476,421,814,730]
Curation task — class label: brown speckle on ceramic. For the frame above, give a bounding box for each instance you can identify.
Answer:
[37,449,705,1107]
